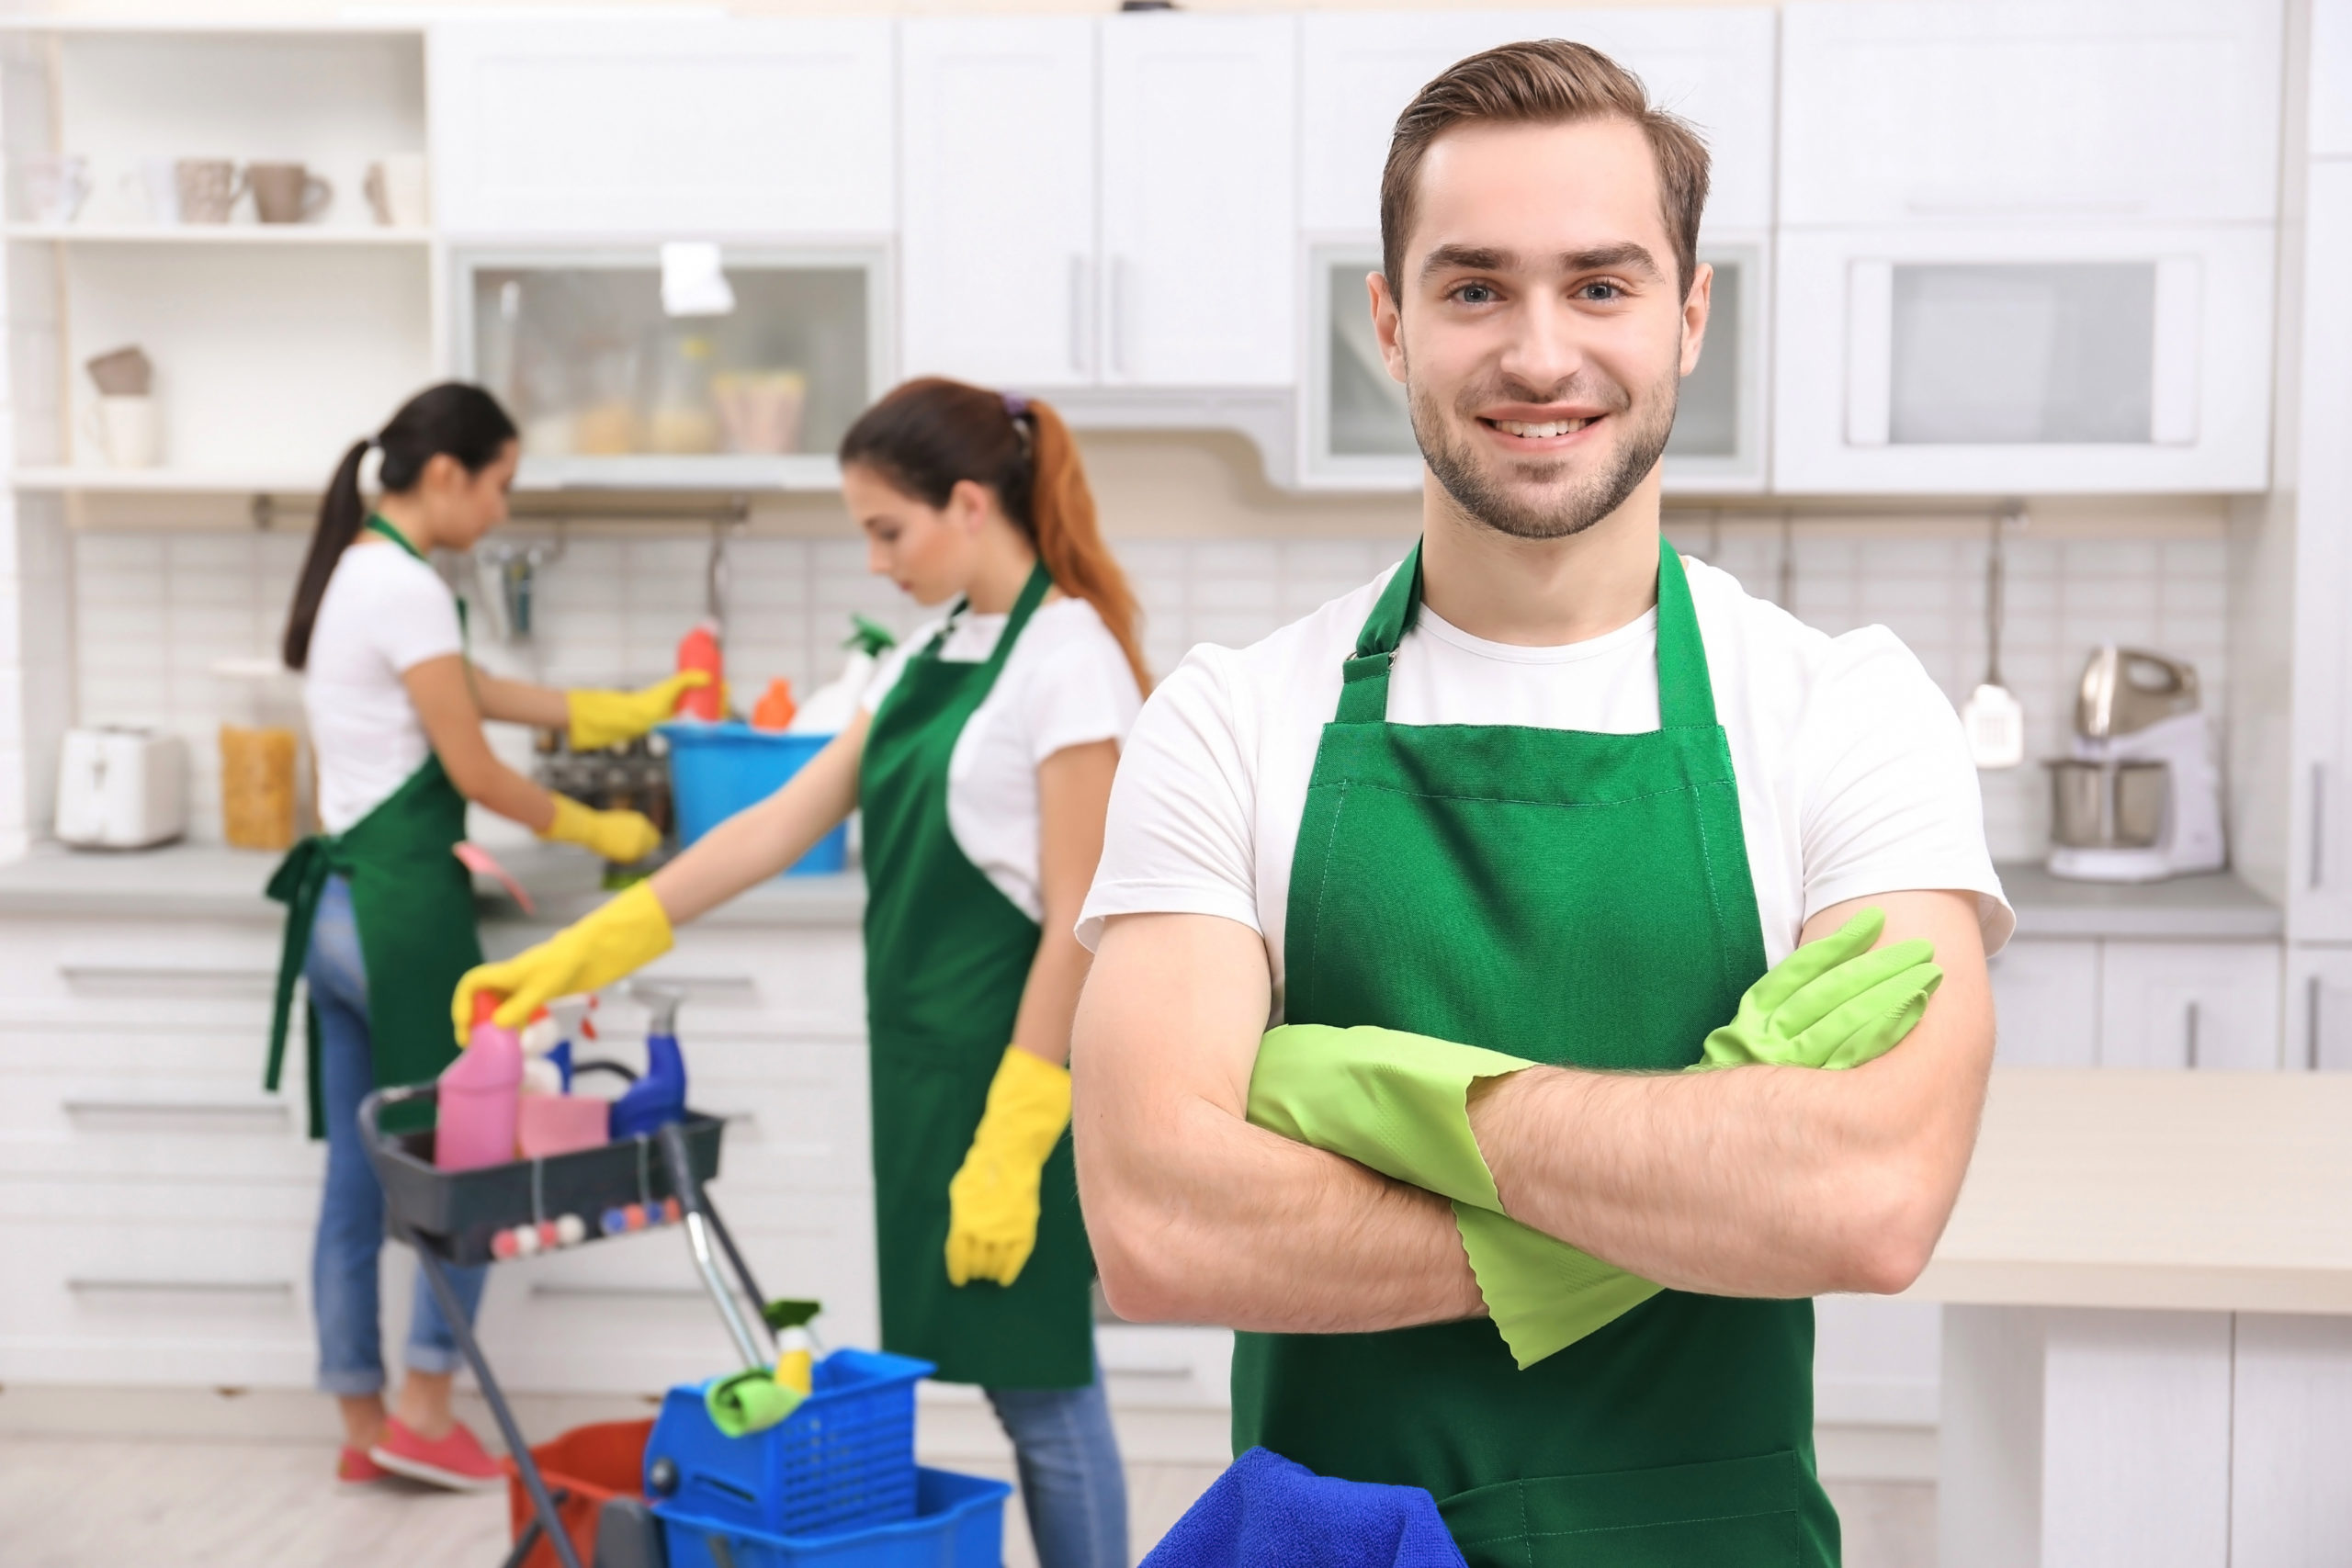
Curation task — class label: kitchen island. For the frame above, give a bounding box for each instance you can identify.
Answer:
[1907,1068,2352,1567]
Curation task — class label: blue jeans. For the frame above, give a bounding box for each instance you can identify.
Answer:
[986,1351,1129,1568]
[309,874,488,1397]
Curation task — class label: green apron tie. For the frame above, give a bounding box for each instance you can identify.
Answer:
[1240,537,1836,1566]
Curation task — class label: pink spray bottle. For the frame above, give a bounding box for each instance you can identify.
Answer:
[437,990,523,1170]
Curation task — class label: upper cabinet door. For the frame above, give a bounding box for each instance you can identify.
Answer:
[1099,14,1297,388]
[1298,9,1778,239]
[429,17,895,237]
[1781,1,2283,228]
[899,19,1098,389]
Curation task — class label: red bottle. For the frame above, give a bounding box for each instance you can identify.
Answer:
[675,621,723,722]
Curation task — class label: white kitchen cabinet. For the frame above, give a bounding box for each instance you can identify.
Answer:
[1772,224,2274,493]
[428,17,895,238]
[454,246,888,491]
[1098,14,1296,388]
[2284,946,2352,1072]
[1781,1,2282,228]
[2229,1314,2352,1567]
[1989,938,2099,1067]
[899,18,1099,389]
[2283,165,2352,941]
[2317,0,2352,161]
[2098,942,2283,1071]
[1296,7,1778,237]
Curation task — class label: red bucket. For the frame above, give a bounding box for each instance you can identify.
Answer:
[503,1417,654,1568]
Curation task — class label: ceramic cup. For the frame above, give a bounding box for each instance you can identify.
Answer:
[86,395,161,469]
[174,159,241,224]
[247,162,332,225]
[17,152,91,224]
[363,153,427,228]
[119,156,178,223]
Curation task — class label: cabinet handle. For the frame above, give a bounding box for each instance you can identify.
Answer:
[1110,255,1131,378]
[2185,1001,2200,1069]
[59,964,276,988]
[68,1277,295,1296]
[530,1282,707,1301]
[1069,255,1091,376]
[2313,764,2327,889]
[62,1098,289,1124]
[2310,976,2324,1071]
[634,975,755,998]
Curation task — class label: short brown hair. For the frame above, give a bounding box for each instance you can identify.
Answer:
[1379,39,1711,301]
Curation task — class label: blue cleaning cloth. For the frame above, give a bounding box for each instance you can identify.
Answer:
[1142,1447,1467,1568]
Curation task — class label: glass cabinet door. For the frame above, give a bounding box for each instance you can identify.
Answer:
[458,248,886,488]
[1887,263,2156,445]
[1300,243,1763,491]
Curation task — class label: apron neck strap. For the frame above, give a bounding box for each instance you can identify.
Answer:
[1336,536,1719,728]
[925,559,1055,671]
[364,514,424,561]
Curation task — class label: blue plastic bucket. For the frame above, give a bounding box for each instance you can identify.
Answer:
[645,1348,933,1539]
[661,722,849,876]
[655,1469,1012,1568]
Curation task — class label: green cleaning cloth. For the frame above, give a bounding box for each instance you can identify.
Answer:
[706,1368,804,1437]
[1244,908,1943,1368]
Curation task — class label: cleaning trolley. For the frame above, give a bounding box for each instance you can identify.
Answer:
[359,988,1011,1568]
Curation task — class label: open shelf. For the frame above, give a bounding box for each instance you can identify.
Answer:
[7,223,430,246]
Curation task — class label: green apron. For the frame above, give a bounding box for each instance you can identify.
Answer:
[264,518,484,1139]
[859,562,1093,1390]
[1234,539,1837,1566]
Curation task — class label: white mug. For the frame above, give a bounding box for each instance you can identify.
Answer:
[364,153,428,228]
[85,396,161,469]
[18,152,90,224]
[119,156,178,223]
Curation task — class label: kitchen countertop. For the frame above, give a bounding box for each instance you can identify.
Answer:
[1905,1067,2352,1314]
[0,840,865,928]
[1995,861,2281,941]
[0,845,2286,940]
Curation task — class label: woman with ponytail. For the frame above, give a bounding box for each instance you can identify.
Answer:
[457,378,1143,1565]
[266,382,710,1493]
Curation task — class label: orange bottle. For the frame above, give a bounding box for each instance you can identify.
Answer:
[751,678,797,731]
[675,622,724,721]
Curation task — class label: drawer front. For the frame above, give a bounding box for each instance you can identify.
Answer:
[0,916,286,1032]
[0,1214,316,1386]
[0,1069,319,1184]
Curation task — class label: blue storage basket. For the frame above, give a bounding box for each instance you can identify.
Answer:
[647,1348,933,1539]
[661,721,849,876]
[657,1468,1012,1568]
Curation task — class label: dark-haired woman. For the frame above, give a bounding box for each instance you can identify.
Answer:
[457,379,1143,1566]
[265,382,708,1491]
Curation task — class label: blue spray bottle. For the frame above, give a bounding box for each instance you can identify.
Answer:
[609,983,688,1139]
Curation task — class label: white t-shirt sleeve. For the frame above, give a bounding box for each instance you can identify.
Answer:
[1076,647,1261,950]
[372,557,465,673]
[1794,628,2016,952]
[1023,635,1142,764]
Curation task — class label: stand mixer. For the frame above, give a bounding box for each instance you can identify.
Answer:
[2045,646,2224,882]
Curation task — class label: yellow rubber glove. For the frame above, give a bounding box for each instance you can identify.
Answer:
[541,794,662,864]
[451,881,674,1038]
[944,1046,1071,1288]
[566,670,713,752]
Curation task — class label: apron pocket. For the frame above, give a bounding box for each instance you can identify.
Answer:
[1440,1449,1802,1568]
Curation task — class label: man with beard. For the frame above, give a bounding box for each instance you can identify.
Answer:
[1068,39,2010,1568]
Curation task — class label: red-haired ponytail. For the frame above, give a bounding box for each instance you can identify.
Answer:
[840,378,1149,692]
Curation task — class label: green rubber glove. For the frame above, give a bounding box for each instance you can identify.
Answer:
[1243,908,1943,1368]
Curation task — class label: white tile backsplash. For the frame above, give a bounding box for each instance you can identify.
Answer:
[69,524,2229,862]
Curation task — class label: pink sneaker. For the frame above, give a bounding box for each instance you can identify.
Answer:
[336,1446,390,1484]
[368,1416,503,1491]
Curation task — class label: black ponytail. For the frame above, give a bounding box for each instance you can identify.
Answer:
[282,381,517,670]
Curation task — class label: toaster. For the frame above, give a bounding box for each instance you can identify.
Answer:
[54,728,187,849]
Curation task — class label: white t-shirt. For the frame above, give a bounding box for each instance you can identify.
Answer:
[1078,555,2013,1021]
[304,540,465,834]
[863,596,1145,921]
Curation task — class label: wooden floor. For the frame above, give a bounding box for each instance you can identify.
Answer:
[0,1433,1934,1567]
